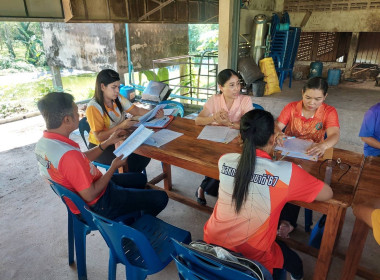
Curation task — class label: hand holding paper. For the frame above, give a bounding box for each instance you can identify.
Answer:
[306,142,329,157]
[114,125,154,160]
[110,155,127,170]
[275,137,318,161]
[137,104,166,125]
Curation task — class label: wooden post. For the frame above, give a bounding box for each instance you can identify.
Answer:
[344,32,360,79]
[218,0,234,70]
[50,65,63,91]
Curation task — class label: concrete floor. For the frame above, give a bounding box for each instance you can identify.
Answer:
[0,79,379,280]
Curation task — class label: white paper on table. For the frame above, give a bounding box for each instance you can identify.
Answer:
[163,109,174,116]
[224,128,239,143]
[136,104,166,125]
[197,125,231,143]
[144,129,183,147]
[143,116,172,128]
[276,138,317,161]
[114,125,154,160]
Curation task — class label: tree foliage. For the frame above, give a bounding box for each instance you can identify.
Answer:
[0,22,46,67]
[188,24,219,55]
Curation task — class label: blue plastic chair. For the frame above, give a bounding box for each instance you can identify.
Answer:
[50,181,140,280]
[87,210,192,280]
[252,103,264,110]
[171,239,272,280]
[159,100,185,117]
[50,180,99,280]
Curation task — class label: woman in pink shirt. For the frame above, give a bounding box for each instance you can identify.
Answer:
[195,69,253,205]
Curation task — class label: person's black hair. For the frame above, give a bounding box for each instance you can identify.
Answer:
[303,77,328,96]
[232,109,275,213]
[217,69,239,93]
[94,69,122,122]
[37,92,74,130]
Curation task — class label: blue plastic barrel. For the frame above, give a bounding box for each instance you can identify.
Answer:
[120,85,135,102]
[327,69,341,86]
[309,61,323,78]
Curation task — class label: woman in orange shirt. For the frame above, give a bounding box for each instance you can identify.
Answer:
[276,77,340,237]
[203,109,332,279]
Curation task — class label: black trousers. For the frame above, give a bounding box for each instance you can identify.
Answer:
[89,142,150,173]
[273,241,303,280]
[279,203,301,228]
[199,176,219,197]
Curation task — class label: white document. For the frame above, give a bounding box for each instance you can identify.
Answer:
[144,129,183,147]
[144,116,172,128]
[163,108,174,116]
[114,125,154,160]
[136,104,166,125]
[225,129,240,143]
[275,138,317,161]
[197,125,238,143]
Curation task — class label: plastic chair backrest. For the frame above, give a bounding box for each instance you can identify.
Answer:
[159,100,184,117]
[252,103,264,110]
[88,210,164,272]
[171,239,268,280]
[50,180,97,229]
[78,117,91,149]
[78,117,114,172]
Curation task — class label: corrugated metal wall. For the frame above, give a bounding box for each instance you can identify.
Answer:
[356,32,380,64]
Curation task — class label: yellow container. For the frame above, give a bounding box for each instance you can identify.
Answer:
[259,57,281,95]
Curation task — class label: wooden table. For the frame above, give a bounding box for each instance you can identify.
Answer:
[135,118,365,280]
[340,156,380,280]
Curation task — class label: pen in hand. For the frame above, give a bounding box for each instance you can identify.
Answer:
[283,136,296,140]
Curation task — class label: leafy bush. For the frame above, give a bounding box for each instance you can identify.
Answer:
[0,57,12,69]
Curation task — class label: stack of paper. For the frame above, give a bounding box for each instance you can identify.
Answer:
[136,104,166,125]
[197,125,239,143]
[144,129,183,147]
[275,138,317,161]
[143,116,172,128]
[114,125,154,160]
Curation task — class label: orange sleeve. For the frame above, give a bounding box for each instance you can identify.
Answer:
[277,103,294,126]
[287,163,325,203]
[86,105,107,132]
[58,150,98,192]
[324,106,340,129]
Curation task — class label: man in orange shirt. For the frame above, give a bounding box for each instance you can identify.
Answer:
[35,92,168,219]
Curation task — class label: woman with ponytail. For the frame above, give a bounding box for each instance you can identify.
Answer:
[86,69,163,173]
[203,110,333,279]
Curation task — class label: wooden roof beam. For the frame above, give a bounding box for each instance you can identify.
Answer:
[138,0,175,21]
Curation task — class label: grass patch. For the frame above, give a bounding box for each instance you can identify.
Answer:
[0,73,96,119]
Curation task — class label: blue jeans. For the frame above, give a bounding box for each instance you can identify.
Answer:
[90,173,168,220]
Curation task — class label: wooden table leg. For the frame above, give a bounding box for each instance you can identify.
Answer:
[340,218,370,280]
[162,162,172,191]
[313,204,345,280]
[335,207,347,245]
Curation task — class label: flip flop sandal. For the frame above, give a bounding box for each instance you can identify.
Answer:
[277,220,294,238]
[195,189,207,206]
